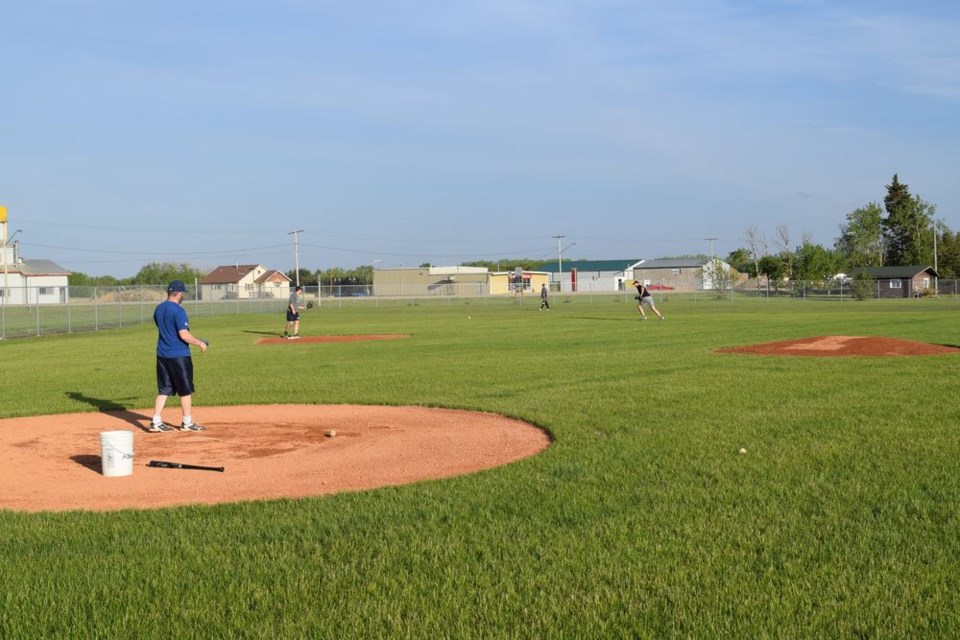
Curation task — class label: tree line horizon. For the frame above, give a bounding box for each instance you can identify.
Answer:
[67,174,954,288]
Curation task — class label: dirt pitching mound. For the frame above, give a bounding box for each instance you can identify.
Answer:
[257,334,411,345]
[0,405,550,513]
[717,335,960,357]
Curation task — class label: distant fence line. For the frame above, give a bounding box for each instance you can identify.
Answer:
[2,281,959,340]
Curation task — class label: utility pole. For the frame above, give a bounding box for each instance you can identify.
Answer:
[1,206,8,307]
[704,237,718,262]
[553,234,565,292]
[933,220,939,274]
[934,219,941,293]
[288,229,304,287]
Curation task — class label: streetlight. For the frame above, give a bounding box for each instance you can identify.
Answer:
[560,242,576,292]
[370,259,381,293]
[288,229,304,287]
[553,235,565,292]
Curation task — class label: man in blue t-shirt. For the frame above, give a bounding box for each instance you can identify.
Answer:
[150,280,209,432]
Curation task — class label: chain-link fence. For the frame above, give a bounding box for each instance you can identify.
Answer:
[2,281,959,339]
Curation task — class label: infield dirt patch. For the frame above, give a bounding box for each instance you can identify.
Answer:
[717,335,960,357]
[257,334,411,345]
[0,404,549,513]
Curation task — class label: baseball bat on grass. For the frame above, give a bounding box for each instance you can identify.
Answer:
[148,460,224,472]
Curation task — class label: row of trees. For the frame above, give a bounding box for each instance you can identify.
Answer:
[726,174,958,281]
[70,264,382,288]
[68,262,205,287]
[69,174,949,287]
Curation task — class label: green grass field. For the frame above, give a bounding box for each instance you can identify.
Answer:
[2,297,959,637]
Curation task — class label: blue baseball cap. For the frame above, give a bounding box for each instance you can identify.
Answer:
[167,280,187,293]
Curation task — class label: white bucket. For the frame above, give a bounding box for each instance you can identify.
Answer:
[100,430,134,477]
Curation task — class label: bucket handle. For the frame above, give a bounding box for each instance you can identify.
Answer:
[103,441,134,459]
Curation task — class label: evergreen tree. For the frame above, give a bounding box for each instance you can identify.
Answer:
[882,174,934,265]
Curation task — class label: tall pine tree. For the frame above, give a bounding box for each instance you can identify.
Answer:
[882,174,934,266]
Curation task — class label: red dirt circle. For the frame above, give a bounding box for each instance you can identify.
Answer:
[0,405,550,513]
[717,335,960,357]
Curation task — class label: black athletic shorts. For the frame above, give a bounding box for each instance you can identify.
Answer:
[156,356,195,396]
[286,311,300,321]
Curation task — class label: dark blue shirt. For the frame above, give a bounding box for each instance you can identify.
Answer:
[154,300,191,358]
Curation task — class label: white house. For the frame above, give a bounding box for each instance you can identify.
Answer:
[201,264,291,301]
[1,241,71,305]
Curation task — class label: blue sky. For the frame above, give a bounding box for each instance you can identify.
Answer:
[2,1,958,277]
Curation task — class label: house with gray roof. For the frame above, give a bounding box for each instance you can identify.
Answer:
[201,264,292,301]
[849,265,938,298]
[0,242,71,305]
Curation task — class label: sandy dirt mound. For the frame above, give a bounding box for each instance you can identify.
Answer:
[0,405,549,513]
[257,334,411,345]
[717,335,960,357]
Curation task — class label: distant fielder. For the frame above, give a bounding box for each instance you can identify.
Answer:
[284,285,304,339]
[539,283,550,310]
[633,280,664,321]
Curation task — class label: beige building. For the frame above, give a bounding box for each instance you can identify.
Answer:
[372,266,550,297]
[632,258,739,291]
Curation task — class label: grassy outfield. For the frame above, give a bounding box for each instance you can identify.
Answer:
[2,297,959,637]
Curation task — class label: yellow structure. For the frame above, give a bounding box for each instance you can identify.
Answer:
[0,206,7,223]
[488,271,550,295]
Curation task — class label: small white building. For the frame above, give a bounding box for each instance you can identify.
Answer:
[1,241,71,305]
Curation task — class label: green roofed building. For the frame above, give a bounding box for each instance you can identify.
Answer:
[536,260,642,293]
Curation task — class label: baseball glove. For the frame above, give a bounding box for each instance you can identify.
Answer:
[306,301,315,309]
